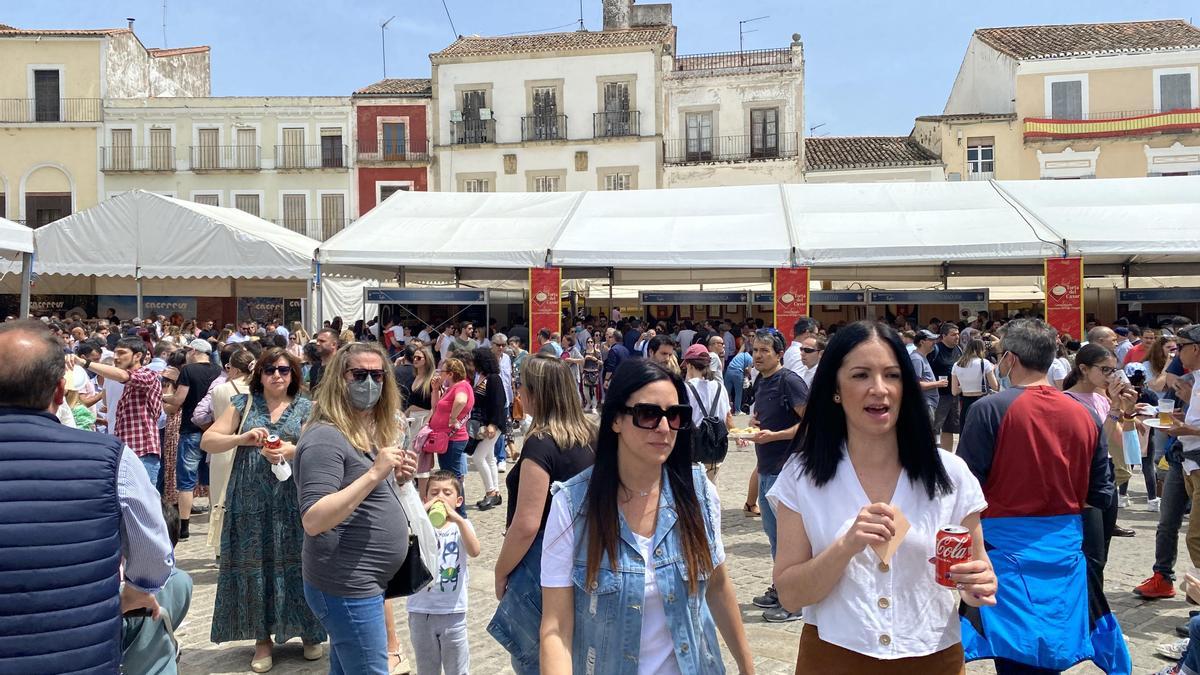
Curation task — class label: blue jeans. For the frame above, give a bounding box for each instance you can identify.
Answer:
[139,454,161,490]
[1181,614,1200,674]
[495,405,511,462]
[724,370,743,413]
[439,440,469,517]
[122,569,193,675]
[758,472,779,559]
[303,581,388,675]
[487,534,544,675]
[176,432,203,491]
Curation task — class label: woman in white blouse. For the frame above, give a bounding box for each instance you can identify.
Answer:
[770,321,997,674]
[951,339,1000,426]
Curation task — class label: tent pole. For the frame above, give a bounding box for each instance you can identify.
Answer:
[608,267,614,317]
[18,252,32,318]
[135,271,143,319]
[314,261,324,332]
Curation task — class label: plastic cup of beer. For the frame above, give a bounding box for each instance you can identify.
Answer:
[1159,400,1176,426]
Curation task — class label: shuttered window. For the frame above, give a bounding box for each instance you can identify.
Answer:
[320,193,346,240]
[1050,80,1083,120]
[382,122,406,158]
[1161,73,1193,111]
[111,129,133,171]
[150,128,172,170]
[281,193,307,234]
[236,128,257,169]
[281,128,305,168]
[193,193,220,207]
[234,193,261,217]
[33,70,60,122]
[197,128,220,169]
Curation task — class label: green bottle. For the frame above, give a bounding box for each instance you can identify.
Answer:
[428,501,448,528]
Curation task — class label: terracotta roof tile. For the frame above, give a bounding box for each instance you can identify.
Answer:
[146,46,209,57]
[975,20,1200,60]
[0,25,132,37]
[354,78,433,97]
[432,27,674,60]
[914,113,1018,122]
[805,137,942,172]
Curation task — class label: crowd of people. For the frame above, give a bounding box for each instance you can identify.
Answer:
[0,304,1197,675]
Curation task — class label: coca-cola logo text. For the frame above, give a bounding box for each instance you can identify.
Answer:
[936,537,970,560]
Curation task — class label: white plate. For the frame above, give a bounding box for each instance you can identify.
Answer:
[729,432,761,440]
[1142,418,1179,430]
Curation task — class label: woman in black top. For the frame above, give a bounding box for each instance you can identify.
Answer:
[488,354,595,675]
[405,346,436,420]
[468,347,508,510]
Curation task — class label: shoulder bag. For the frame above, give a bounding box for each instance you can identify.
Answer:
[383,472,435,598]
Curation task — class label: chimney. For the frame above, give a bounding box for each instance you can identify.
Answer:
[602,0,631,31]
[126,17,135,30]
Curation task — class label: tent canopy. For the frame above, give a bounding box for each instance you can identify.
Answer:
[35,190,320,279]
[0,217,33,255]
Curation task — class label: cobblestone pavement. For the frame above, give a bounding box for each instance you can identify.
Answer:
[175,433,1188,674]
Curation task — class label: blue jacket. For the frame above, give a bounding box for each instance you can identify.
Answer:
[557,464,724,675]
[0,407,125,674]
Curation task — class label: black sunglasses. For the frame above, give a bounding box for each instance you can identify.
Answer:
[799,347,821,354]
[263,365,293,377]
[349,368,385,382]
[622,403,692,431]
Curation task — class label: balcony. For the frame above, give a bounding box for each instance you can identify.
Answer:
[100,146,175,172]
[0,98,102,123]
[356,138,430,163]
[521,114,567,142]
[594,111,640,138]
[1024,108,1200,140]
[674,48,794,72]
[275,144,347,169]
[451,119,495,145]
[272,218,349,240]
[664,132,799,165]
[189,145,261,171]
[967,170,994,181]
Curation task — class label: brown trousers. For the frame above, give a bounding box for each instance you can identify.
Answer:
[795,624,966,675]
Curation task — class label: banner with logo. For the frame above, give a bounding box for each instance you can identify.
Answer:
[141,296,199,323]
[0,294,97,319]
[238,297,285,324]
[529,267,562,344]
[1045,257,1084,340]
[774,267,810,344]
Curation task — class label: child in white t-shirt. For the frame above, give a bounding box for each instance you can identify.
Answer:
[407,470,481,675]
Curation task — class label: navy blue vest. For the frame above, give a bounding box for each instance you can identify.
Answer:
[0,408,124,674]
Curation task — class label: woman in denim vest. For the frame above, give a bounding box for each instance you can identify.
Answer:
[540,359,754,674]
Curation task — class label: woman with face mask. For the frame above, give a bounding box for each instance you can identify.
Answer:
[294,342,417,674]
[201,347,326,672]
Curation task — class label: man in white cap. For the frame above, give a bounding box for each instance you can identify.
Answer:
[491,332,513,472]
[163,338,222,539]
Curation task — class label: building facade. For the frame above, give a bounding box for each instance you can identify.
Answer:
[352,78,432,215]
[0,21,208,227]
[101,96,355,240]
[918,20,1200,180]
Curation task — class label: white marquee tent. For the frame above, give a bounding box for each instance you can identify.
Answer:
[0,217,34,316]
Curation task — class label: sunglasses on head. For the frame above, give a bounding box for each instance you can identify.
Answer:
[263,365,292,377]
[349,368,385,382]
[622,403,692,431]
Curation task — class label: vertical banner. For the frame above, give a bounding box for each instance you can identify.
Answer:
[529,266,562,343]
[1045,257,1084,340]
[774,267,811,344]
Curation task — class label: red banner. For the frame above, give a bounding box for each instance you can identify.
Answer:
[774,267,811,344]
[529,266,562,344]
[1045,257,1084,340]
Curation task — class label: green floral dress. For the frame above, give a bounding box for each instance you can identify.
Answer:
[210,394,325,644]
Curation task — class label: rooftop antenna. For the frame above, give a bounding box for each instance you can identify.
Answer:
[161,0,167,47]
[380,16,395,79]
[809,122,826,136]
[578,0,585,31]
[739,15,768,53]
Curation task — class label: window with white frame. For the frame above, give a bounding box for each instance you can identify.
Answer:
[967,143,994,174]
[378,182,412,204]
[193,193,220,207]
[463,178,490,192]
[1050,79,1084,120]
[281,193,307,234]
[604,173,632,191]
[1160,72,1193,111]
[234,193,261,217]
[533,175,560,192]
[320,193,346,240]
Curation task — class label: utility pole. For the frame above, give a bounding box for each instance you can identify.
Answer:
[381,16,396,79]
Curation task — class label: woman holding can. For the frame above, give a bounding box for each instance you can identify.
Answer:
[202,346,325,672]
[768,321,996,674]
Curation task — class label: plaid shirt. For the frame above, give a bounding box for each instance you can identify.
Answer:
[114,366,162,457]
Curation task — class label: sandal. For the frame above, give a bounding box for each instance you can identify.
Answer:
[743,502,761,517]
[389,650,411,675]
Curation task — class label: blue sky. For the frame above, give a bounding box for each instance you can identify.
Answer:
[5,0,1197,135]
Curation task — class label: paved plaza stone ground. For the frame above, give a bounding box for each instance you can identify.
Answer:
[174,427,1191,674]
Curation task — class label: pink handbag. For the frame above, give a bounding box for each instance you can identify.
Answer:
[415,425,449,454]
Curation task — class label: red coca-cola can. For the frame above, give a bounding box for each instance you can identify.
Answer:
[935,525,972,588]
[264,434,282,450]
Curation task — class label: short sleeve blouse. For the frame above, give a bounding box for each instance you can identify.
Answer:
[429,379,474,441]
[767,449,986,659]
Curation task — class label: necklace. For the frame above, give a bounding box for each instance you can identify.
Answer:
[621,482,659,501]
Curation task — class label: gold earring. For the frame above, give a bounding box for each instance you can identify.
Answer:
[833,394,841,403]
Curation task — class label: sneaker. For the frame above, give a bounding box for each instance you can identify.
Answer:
[497,460,507,474]
[752,585,779,609]
[1154,664,1181,675]
[1148,497,1162,513]
[1134,573,1177,599]
[1118,494,1130,508]
[1157,638,1189,660]
[762,607,803,623]
[1179,623,1192,638]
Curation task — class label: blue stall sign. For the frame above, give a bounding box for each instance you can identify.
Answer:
[868,290,987,304]
[811,291,868,304]
[752,292,774,305]
[1117,288,1200,303]
[640,291,749,305]
[365,289,487,305]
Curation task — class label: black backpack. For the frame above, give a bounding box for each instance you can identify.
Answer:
[686,381,729,465]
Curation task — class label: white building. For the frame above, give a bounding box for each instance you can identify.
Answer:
[101,96,356,239]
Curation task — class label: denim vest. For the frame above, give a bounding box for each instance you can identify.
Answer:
[555,464,725,675]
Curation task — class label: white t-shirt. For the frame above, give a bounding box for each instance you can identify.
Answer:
[767,450,986,659]
[685,378,730,429]
[542,476,725,675]
[388,325,404,344]
[417,329,432,343]
[1180,376,1200,456]
[782,341,805,375]
[676,329,696,350]
[406,519,474,615]
[1048,357,1071,386]
[951,358,995,395]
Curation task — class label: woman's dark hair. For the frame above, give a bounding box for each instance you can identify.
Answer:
[587,359,712,594]
[793,321,952,500]
[250,347,302,397]
[271,334,288,349]
[226,348,256,375]
[1062,343,1115,391]
[166,350,188,370]
[302,341,319,364]
[471,346,499,377]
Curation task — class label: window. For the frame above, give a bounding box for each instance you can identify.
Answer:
[1161,72,1193,111]
[281,193,307,234]
[25,194,70,228]
[149,128,172,171]
[529,86,561,140]
[382,122,406,158]
[234,193,261,217]
[197,128,220,169]
[236,128,257,169]
[967,144,994,174]
[685,112,714,161]
[461,89,488,143]
[193,193,220,207]
[378,183,411,203]
[604,173,632,191]
[463,178,490,193]
[33,70,60,122]
[281,128,305,168]
[533,175,560,192]
[1050,80,1083,120]
[750,108,779,158]
[597,79,636,137]
[320,128,344,168]
[110,129,133,170]
[320,193,346,240]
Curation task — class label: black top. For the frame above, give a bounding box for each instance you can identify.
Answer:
[752,367,810,475]
[930,342,964,380]
[406,379,433,411]
[475,374,506,427]
[505,434,593,532]
[177,361,222,434]
[308,361,326,393]
[393,364,415,408]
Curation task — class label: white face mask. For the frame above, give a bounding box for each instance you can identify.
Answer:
[348,377,382,410]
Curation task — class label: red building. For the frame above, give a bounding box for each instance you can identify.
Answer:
[352,78,432,215]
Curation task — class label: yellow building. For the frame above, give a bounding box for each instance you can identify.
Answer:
[0,22,208,227]
[915,20,1200,180]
